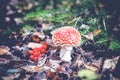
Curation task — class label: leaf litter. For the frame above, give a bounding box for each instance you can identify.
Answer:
[0,23,119,80]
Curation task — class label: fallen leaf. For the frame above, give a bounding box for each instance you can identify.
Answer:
[0,46,11,55]
[82,32,94,40]
[21,65,44,72]
[103,56,119,69]
[84,64,98,72]
[93,29,101,36]
[27,42,42,49]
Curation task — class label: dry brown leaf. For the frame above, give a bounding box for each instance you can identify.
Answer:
[0,46,11,55]
[31,35,41,42]
[103,56,119,69]
[74,55,83,67]
[46,70,58,80]
[21,65,44,72]
[84,64,98,72]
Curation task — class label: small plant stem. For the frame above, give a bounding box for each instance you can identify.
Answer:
[103,19,106,31]
[98,37,111,73]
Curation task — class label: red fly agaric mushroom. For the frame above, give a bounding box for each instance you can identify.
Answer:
[51,26,81,62]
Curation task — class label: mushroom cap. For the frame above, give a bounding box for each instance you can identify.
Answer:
[52,26,81,46]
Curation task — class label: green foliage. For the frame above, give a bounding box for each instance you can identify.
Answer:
[95,31,108,44]
[80,0,97,8]
[23,0,106,29]
[24,10,72,27]
[2,29,13,35]
[78,69,100,80]
[24,25,35,31]
[109,41,120,51]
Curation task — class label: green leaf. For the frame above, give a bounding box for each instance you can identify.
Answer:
[109,41,120,51]
[78,69,99,80]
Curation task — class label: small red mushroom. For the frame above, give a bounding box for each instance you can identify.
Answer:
[52,26,81,62]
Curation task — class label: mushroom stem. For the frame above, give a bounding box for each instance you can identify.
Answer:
[60,46,73,62]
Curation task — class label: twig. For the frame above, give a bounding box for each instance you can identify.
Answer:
[103,19,106,31]
[74,17,81,26]
[78,47,87,63]
[98,36,111,73]
[67,16,81,26]
[99,19,111,73]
